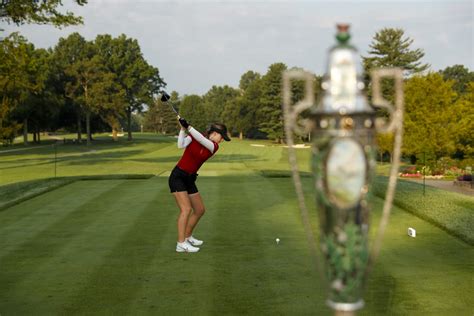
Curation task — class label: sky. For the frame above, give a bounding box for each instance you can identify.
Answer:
[2,0,473,96]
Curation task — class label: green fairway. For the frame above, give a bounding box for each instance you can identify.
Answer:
[1,135,473,315]
[0,133,312,186]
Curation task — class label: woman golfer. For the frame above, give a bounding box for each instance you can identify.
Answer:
[169,117,230,252]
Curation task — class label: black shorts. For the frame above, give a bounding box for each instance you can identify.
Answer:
[168,166,199,194]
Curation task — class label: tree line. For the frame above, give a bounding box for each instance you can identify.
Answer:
[0,31,164,145]
[1,0,166,145]
[145,28,473,162]
[0,0,472,164]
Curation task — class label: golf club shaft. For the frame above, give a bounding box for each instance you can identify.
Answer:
[168,103,180,119]
[160,92,180,118]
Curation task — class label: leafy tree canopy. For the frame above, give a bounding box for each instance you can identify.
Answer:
[439,64,474,95]
[0,0,87,27]
[403,72,457,158]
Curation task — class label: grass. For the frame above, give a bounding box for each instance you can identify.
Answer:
[0,133,177,185]
[373,176,474,245]
[0,174,155,212]
[0,133,473,315]
[0,133,312,185]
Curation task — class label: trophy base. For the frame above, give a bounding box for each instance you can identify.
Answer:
[327,299,364,313]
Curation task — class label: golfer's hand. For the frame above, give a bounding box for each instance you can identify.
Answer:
[179,117,189,129]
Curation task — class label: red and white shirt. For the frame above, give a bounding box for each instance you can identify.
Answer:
[176,127,219,174]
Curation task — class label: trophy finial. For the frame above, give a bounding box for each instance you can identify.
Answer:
[336,23,351,44]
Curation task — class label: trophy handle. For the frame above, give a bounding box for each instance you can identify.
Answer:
[369,68,404,266]
[282,69,315,135]
[371,68,404,133]
[282,69,320,268]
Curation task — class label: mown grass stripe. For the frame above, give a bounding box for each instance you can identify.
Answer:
[373,176,474,245]
[364,198,474,315]
[204,175,326,315]
[0,180,123,248]
[60,179,171,314]
[0,180,128,309]
[0,174,154,212]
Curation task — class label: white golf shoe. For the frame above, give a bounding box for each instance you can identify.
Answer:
[186,235,204,246]
[176,241,199,253]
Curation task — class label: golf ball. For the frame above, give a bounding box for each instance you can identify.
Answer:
[276,238,280,243]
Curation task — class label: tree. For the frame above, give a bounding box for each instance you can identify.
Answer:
[94,34,165,141]
[376,133,394,162]
[13,47,60,144]
[0,0,87,27]
[440,65,474,95]
[53,32,89,142]
[202,85,239,124]
[362,28,430,158]
[89,70,126,141]
[0,33,38,145]
[363,28,429,78]
[403,73,457,160]
[449,82,474,158]
[363,28,429,104]
[143,101,160,133]
[65,43,125,145]
[143,91,179,134]
[179,95,207,131]
[239,70,261,91]
[259,62,287,142]
[220,72,263,139]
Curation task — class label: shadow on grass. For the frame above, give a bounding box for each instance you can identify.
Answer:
[0,136,175,157]
[0,174,155,212]
[209,154,260,163]
[130,156,182,163]
[0,148,147,165]
[0,150,150,173]
[259,169,312,178]
[57,150,149,166]
[0,160,55,170]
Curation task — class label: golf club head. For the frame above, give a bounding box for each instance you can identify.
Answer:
[159,91,171,102]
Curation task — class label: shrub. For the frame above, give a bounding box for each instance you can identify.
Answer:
[445,166,464,177]
[400,165,417,174]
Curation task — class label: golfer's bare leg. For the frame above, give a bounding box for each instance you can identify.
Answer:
[173,191,192,243]
[185,193,206,238]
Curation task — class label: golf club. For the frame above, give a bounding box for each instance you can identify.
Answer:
[159,91,180,118]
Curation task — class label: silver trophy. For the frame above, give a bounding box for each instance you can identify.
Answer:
[282,24,404,315]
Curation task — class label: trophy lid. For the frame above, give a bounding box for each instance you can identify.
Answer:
[316,24,372,115]
[335,23,351,45]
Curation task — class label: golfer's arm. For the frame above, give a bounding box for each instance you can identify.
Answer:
[188,127,215,153]
[177,129,192,148]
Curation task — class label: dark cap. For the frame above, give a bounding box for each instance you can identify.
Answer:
[209,123,230,141]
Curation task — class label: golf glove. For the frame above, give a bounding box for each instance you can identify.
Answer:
[179,118,190,129]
